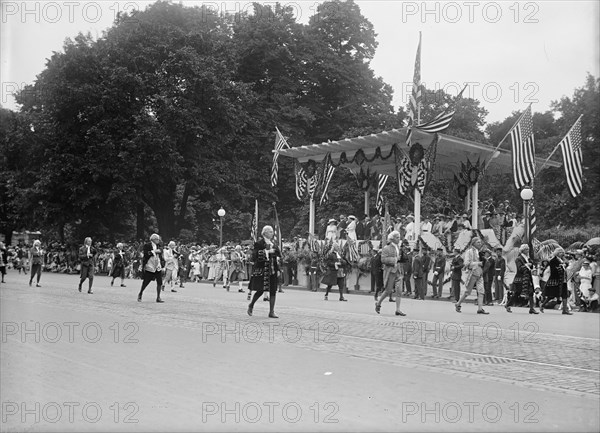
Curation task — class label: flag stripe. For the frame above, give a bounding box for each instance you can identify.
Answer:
[319,157,336,206]
[558,117,583,197]
[271,128,290,188]
[509,106,536,190]
[376,174,389,215]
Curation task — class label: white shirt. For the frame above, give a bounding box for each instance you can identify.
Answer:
[326,224,338,241]
[346,220,357,241]
[421,221,432,232]
[579,267,593,290]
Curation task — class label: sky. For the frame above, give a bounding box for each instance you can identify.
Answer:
[1,0,599,125]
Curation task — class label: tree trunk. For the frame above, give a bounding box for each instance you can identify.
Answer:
[153,205,177,240]
[136,200,145,241]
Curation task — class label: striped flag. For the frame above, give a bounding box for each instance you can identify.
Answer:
[250,199,258,242]
[415,84,467,133]
[406,32,422,146]
[509,105,536,190]
[319,155,336,205]
[558,115,583,198]
[271,127,290,188]
[376,174,389,215]
[294,161,307,200]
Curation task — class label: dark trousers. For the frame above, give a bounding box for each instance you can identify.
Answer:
[139,271,163,300]
[484,278,493,304]
[371,270,383,295]
[494,277,505,301]
[325,277,346,299]
[403,274,412,294]
[29,263,42,283]
[249,275,278,313]
[506,282,534,309]
[451,279,461,301]
[414,277,425,299]
[79,264,94,290]
[431,273,444,297]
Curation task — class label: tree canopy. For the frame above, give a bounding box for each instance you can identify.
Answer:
[1,1,598,245]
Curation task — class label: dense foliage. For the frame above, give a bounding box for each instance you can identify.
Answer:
[1,1,598,244]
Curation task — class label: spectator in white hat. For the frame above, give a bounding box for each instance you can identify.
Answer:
[346,215,357,241]
[326,219,338,242]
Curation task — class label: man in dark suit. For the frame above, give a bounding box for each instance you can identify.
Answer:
[355,216,365,240]
[402,243,413,295]
[450,248,463,301]
[370,248,383,299]
[431,247,446,299]
[412,250,425,300]
[494,247,506,303]
[137,233,165,303]
[78,237,96,294]
[421,248,432,298]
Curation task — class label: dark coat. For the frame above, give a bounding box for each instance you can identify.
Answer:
[451,255,463,281]
[321,251,345,286]
[142,242,165,270]
[412,255,424,278]
[78,245,96,267]
[249,238,281,291]
[513,254,533,294]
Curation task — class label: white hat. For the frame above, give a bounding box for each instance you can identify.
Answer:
[348,215,356,220]
[328,219,337,224]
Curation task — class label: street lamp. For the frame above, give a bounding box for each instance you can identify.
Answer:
[218,207,226,247]
[520,186,533,247]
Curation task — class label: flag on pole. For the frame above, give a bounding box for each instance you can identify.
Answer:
[271,127,290,188]
[376,173,389,215]
[319,155,336,206]
[509,105,536,190]
[530,200,537,237]
[415,84,467,133]
[406,32,422,147]
[250,199,258,242]
[294,161,307,201]
[381,202,391,240]
[558,115,583,198]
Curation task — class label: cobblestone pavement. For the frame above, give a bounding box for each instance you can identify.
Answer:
[2,272,598,401]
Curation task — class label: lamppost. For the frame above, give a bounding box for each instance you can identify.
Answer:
[218,207,226,247]
[520,186,533,250]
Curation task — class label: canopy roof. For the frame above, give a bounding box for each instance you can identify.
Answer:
[276,127,560,180]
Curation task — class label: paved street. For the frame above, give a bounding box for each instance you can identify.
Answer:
[1,271,599,432]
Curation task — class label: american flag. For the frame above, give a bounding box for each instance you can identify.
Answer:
[376,173,389,215]
[294,161,307,201]
[509,105,536,190]
[406,32,422,146]
[250,199,258,242]
[559,115,583,198]
[271,127,290,188]
[415,84,467,133]
[319,155,336,206]
[397,156,412,195]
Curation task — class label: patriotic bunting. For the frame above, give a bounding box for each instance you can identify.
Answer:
[376,174,389,215]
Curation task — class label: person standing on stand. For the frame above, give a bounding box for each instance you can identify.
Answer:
[137,233,165,303]
[78,237,96,294]
[247,225,281,318]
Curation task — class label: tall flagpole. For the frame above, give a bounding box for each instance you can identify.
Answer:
[484,104,531,171]
[537,114,584,173]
